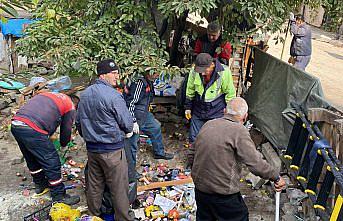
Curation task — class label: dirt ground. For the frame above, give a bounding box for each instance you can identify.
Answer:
[267,25,343,109]
[0,118,293,221]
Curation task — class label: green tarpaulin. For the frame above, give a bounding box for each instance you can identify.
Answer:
[246,48,330,148]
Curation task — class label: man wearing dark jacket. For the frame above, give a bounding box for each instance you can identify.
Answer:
[123,73,174,164]
[290,13,312,71]
[11,92,80,205]
[76,59,134,220]
[190,97,286,220]
[193,22,232,65]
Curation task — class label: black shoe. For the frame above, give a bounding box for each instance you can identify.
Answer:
[154,152,174,160]
[53,194,80,205]
[132,199,141,209]
[35,183,49,194]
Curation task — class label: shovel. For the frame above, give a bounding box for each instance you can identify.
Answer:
[275,191,281,221]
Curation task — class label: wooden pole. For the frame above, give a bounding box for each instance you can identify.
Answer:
[280,20,291,60]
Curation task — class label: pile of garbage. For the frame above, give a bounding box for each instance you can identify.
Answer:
[133,183,196,220]
[130,162,196,220]
[138,162,190,185]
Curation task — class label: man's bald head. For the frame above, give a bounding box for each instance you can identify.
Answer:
[226,97,248,123]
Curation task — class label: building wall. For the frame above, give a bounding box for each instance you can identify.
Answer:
[0,34,28,73]
[0,33,6,62]
[300,4,325,27]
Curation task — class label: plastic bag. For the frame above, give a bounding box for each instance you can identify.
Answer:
[49,203,81,221]
[47,76,72,92]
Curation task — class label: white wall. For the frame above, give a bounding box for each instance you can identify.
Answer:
[0,33,6,62]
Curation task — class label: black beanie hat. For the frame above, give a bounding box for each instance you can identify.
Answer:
[96,59,119,75]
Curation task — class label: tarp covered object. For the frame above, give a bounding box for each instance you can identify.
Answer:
[0,19,34,37]
[246,48,330,148]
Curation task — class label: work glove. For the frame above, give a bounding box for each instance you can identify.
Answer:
[244,120,253,130]
[125,132,134,138]
[133,122,140,134]
[185,110,192,120]
[289,12,295,21]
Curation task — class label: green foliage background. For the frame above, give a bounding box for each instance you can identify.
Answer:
[15,0,335,79]
[16,0,181,78]
[0,0,35,21]
[323,0,343,32]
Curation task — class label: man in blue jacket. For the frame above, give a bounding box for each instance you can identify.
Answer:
[123,72,174,165]
[290,13,312,71]
[76,59,134,220]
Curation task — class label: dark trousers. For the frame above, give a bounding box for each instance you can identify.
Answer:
[123,139,137,183]
[87,149,133,221]
[11,125,65,200]
[195,189,249,221]
[189,116,208,143]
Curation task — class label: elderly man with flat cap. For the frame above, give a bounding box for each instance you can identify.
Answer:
[185,53,236,166]
[76,59,134,220]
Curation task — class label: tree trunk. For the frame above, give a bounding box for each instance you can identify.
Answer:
[168,11,188,67]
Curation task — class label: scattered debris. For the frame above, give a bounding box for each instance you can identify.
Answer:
[245,172,267,189]
[12,157,24,165]
[0,76,316,220]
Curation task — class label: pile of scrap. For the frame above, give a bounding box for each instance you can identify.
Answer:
[0,75,84,139]
[133,163,196,220]
[0,78,25,138]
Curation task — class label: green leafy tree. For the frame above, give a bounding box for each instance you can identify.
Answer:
[16,0,324,78]
[323,0,343,32]
[0,0,35,21]
[160,0,322,47]
[17,0,183,78]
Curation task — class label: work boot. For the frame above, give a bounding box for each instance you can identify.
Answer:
[154,152,174,160]
[53,194,80,205]
[34,183,49,195]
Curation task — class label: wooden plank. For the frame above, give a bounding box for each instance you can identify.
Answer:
[307,108,343,210]
[19,82,48,95]
[61,85,86,95]
[334,119,343,135]
[137,177,193,192]
[151,96,176,105]
[0,88,15,93]
[308,108,343,126]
